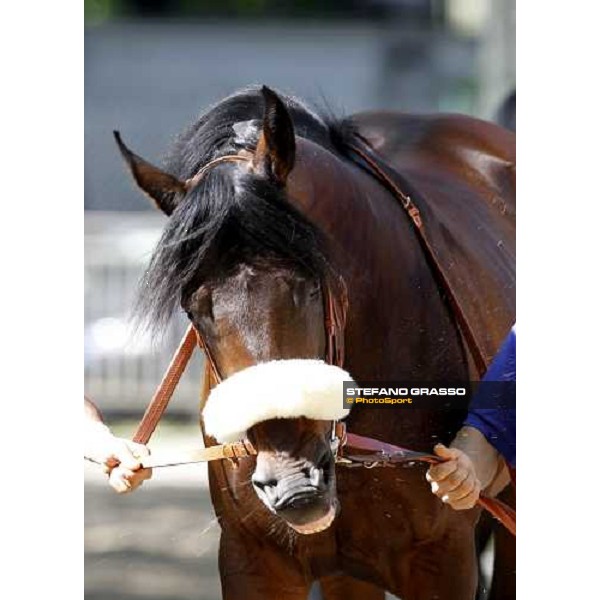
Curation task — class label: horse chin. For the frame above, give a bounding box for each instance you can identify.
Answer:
[286,500,338,535]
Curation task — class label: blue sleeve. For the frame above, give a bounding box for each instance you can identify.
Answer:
[464,325,516,467]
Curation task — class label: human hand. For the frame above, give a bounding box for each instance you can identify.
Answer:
[86,423,153,493]
[426,443,481,510]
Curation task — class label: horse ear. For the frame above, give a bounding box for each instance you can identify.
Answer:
[114,131,185,216]
[251,86,296,186]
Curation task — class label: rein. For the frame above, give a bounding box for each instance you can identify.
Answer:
[127,147,515,536]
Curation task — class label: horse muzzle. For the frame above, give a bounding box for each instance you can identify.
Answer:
[251,450,338,534]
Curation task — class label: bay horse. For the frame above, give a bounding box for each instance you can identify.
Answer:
[116,85,515,600]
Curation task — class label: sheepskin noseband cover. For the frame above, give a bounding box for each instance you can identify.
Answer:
[203,359,353,443]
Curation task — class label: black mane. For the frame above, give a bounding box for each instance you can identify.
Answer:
[135,86,356,332]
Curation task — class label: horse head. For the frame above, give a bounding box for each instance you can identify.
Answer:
[115,86,351,534]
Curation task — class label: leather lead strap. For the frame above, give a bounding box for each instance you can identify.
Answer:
[130,153,254,444]
[342,433,515,535]
[132,324,198,445]
[139,439,257,468]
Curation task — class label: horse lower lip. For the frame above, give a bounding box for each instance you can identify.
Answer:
[287,503,337,535]
[275,490,323,512]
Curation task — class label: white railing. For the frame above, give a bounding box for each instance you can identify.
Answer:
[85,212,204,416]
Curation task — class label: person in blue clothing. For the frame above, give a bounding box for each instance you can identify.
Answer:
[426,325,516,509]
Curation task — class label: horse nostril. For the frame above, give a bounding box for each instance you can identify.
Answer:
[252,476,278,492]
[306,459,331,489]
[300,454,333,488]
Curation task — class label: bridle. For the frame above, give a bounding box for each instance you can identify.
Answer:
[131,274,350,460]
[193,269,347,385]
[124,144,515,536]
[132,150,351,453]
[204,278,349,456]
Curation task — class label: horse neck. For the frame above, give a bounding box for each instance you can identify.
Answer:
[288,137,469,384]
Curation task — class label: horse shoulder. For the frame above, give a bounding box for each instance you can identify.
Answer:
[348,110,516,362]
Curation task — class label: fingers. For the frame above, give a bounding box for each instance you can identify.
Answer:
[433,465,469,497]
[441,471,478,505]
[113,439,142,471]
[105,439,151,472]
[106,440,152,493]
[448,482,481,510]
[427,458,458,484]
[87,425,153,493]
[101,456,119,474]
[426,444,481,510]
[108,467,132,494]
[433,443,462,461]
[130,468,153,489]
[108,465,153,494]
[129,441,150,457]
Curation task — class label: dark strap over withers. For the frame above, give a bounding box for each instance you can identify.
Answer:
[346,141,489,378]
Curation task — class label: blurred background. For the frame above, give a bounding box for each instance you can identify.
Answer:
[85,1,513,599]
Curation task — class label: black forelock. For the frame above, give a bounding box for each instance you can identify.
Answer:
[134,86,350,333]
